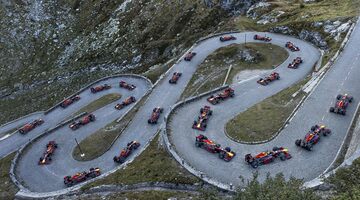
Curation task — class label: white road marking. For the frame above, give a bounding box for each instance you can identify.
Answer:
[321,115,325,121]
[345,76,348,81]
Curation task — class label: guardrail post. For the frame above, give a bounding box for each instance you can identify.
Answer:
[230,183,233,190]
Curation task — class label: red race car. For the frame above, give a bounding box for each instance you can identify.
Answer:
[220,35,236,42]
[115,96,136,110]
[113,141,140,163]
[148,107,163,124]
[207,88,235,105]
[18,119,44,134]
[69,114,95,130]
[192,106,212,131]
[169,72,182,84]
[288,57,303,69]
[184,52,197,61]
[257,72,280,86]
[64,168,101,187]
[90,84,111,93]
[195,134,236,162]
[295,125,331,151]
[39,141,57,165]
[119,81,136,90]
[330,94,353,115]
[285,42,300,51]
[60,95,81,108]
[254,34,271,42]
[245,147,291,168]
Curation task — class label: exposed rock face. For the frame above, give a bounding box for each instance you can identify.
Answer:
[204,0,260,15]
[246,2,271,19]
[298,30,328,49]
[269,26,294,35]
[323,20,351,41]
[256,10,285,25]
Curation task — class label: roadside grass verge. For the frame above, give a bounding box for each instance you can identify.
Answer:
[142,59,176,84]
[180,43,288,99]
[73,93,148,161]
[82,133,200,191]
[226,78,310,143]
[0,153,18,199]
[72,93,122,116]
[74,190,201,200]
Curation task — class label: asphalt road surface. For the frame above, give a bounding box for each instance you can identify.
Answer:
[1,28,358,193]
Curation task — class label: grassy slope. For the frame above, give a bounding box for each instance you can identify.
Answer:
[0,153,18,199]
[180,43,288,99]
[0,0,231,125]
[72,93,121,116]
[234,0,360,66]
[82,134,199,190]
[72,191,201,200]
[226,78,309,142]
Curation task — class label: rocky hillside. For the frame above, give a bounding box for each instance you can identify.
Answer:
[0,0,248,123]
[0,0,358,124]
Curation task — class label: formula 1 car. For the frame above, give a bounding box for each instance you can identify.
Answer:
[148,107,163,124]
[288,57,303,69]
[192,106,212,131]
[184,52,196,61]
[90,84,111,93]
[113,141,140,163]
[115,96,136,110]
[119,81,136,90]
[39,141,57,165]
[69,114,96,130]
[295,125,331,151]
[220,35,237,42]
[169,72,182,84]
[207,88,235,105]
[18,119,44,134]
[254,34,271,42]
[285,42,300,51]
[64,168,101,187]
[245,147,291,168]
[60,95,81,108]
[330,94,353,115]
[257,72,280,86]
[195,134,236,161]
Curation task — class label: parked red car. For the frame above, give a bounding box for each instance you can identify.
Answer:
[119,81,136,90]
[90,84,111,93]
[18,119,44,134]
[64,168,101,187]
[60,95,81,108]
[113,141,140,163]
[39,141,57,165]
[69,114,96,130]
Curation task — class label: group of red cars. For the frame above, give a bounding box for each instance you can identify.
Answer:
[22,33,355,188]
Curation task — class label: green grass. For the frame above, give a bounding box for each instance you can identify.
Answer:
[73,93,122,116]
[82,133,200,190]
[73,93,148,161]
[326,157,360,200]
[143,60,176,84]
[0,153,18,199]
[226,78,309,143]
[180,43,288,99]
[75,190,201,200]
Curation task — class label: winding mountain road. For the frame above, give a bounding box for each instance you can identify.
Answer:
[1,27,359,196]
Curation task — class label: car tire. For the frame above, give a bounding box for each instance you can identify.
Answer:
[337,94,342,100]
[329,107,334,112]
[279,153,286,161]
[295,139,301,146]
